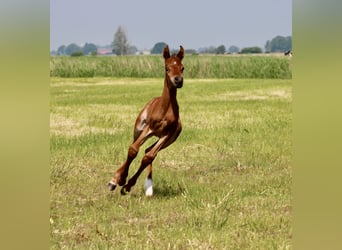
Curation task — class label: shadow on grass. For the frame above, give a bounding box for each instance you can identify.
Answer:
[152,181,185,198]
[104,182,185,200]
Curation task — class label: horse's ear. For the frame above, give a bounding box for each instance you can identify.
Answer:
[177,46,184,60]
[163,45,170,59]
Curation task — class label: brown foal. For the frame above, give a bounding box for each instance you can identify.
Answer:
[108,45,185,196]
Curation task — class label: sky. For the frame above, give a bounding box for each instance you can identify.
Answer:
[50,0,292,51]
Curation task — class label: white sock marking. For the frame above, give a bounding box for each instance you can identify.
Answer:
[108,180,116,186]
[145,178,153,196]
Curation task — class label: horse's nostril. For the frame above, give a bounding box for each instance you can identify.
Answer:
[174,77,183,88]
[175,77,182,83]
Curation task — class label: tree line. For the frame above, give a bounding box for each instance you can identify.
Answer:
[52,26,291,56]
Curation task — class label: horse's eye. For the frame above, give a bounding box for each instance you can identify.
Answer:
[166,67,170,72]
[182,67,185,72]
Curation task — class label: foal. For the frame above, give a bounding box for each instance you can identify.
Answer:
[108,45,185,196]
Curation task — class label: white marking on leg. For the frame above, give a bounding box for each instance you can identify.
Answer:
[109,180,117,186]
[145,178,153,196]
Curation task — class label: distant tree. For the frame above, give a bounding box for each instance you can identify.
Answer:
[151,42,167,54]
[57,45,66,55]
[198,46,217,54]
[216,45,226,54]
[185,49,197,55]
[265,35,292,52]
[112,26,130,55]
[228,45,240,54]
[65,43,82,55]
[240,46,263,54]
[50,50,57,56]
[83,43,97,55]
[286,36,292,51]
[128,45,138,55]
[265,40,271,52]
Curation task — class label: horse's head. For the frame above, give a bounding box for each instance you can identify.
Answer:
[163,45,185,89]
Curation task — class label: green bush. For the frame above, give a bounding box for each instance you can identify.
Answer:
[240,47,263,54]
[70,51,84,57]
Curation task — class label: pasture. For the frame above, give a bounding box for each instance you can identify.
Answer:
[50,76,292,249]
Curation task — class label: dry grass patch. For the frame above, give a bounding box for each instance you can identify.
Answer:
[50,104,139,137]
[215,88,292,101]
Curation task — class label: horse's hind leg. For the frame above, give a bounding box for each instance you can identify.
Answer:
[143,129,181,196]
[144,141,158,196]
[145,164,153,196]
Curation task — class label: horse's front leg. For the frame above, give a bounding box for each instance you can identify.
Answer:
[120,135,169,195]
[108,126,152,191]
[107,144,137,190]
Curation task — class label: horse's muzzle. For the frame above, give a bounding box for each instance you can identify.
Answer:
[174,77,183,88]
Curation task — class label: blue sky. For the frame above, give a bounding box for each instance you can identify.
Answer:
[50,0,292,51]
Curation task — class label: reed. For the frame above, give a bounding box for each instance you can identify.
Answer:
[50,55,292,79]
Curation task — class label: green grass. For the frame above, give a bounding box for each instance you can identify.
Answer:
[50,55,292,79]
[50,77,292,249]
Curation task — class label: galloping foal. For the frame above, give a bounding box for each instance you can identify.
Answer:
[108,45,185,196]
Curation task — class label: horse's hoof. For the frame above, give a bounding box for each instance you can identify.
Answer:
[120,186,129,195]
[108,181,117,191]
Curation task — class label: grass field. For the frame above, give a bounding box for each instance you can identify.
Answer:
[50,77,292,249]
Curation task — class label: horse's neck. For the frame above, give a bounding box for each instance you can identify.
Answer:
[161,78,179,116]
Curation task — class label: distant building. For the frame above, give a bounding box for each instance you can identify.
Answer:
[137,50,151,55]
[97,48,113,55]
